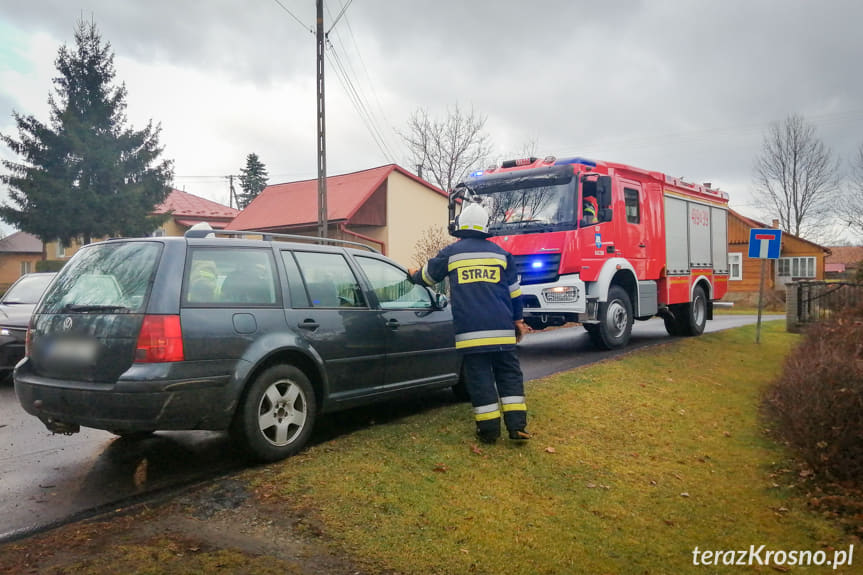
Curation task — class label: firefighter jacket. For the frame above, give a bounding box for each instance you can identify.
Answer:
[412,237,523,354]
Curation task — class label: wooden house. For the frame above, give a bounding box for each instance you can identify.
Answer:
[725,209,830,303]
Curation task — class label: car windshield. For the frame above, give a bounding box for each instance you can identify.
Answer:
[2,274,55,304]
[39,242,162,314]
[484,181,576,235]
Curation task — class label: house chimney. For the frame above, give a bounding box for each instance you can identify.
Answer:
[772,219,779,228]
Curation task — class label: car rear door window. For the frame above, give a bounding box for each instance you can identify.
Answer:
[291,251,366,308]
[184,248,279,306]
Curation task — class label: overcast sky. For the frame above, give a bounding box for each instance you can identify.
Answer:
[1,1,862,240]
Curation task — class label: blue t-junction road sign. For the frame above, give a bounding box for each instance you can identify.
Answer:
[748,228,782,259]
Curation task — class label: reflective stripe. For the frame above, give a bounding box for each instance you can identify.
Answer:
[455,330,517,349]
[459,224,487,232]
[502,403,527,412]
[474,403,500,415]
[447,252,507,271]
[475,409,501,421]
[510,287,522,298]
[501,396,526,413]
[509,281,521,296]
[474,403,501,422]
[421,264,435,286]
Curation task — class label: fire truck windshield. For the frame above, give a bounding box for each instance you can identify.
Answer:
[483,181,576,236]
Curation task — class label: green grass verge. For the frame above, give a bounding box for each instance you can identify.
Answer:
[247,321,853,574]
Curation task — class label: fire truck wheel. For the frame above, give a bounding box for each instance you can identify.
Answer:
[591,285,633,350]
[680,285,707,336]
[663,314,684,336]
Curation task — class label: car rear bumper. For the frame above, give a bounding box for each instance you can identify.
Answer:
[13,359,236,433]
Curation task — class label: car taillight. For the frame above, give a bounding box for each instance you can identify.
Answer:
[135,315,184,363]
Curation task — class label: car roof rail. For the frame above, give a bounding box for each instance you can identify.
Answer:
[183,228,380,253]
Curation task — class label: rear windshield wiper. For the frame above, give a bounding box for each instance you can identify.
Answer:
[61,304,131,313]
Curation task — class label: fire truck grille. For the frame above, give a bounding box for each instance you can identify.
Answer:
[513,253,561,285]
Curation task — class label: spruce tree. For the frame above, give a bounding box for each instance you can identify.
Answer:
[237,153,269,209]
[0,19,173,245]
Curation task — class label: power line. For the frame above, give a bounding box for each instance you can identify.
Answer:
[330,4,399,156]
[326,0,353,34]
[323,1,399,163]
[270,0,314,34]
[326,38,397,163]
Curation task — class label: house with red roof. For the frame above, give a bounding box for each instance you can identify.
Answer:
[229,164,449,266]
[0,231,44,289]
[39,189,238,270]
[725,209,831,304]
[151,188,240,236]
[824,245,863,280]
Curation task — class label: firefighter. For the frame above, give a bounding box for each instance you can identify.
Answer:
[583,196,598,224]
[408,200,531,443]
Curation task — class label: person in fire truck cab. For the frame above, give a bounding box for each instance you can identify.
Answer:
[408,200,531,444]
[582,195,599,225]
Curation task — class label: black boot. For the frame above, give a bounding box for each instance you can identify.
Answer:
[476,421,501,444]
[508,429,531,441]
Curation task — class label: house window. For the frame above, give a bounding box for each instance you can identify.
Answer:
[55,242,66,258]
[728,253,742,281]
[152,228,166,237]
[20,261,32,275]
[623,188,640,224]
[778,256,816,279]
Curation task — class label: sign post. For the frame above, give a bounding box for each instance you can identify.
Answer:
[748,228,783,343]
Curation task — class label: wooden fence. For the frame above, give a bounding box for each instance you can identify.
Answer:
[785,281,863,332]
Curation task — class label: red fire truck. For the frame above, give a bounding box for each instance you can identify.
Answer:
[448,156,729,349]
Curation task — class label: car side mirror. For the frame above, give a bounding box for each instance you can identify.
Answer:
[434,292,449,309]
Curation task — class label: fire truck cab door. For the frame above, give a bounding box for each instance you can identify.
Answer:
[618,179,649,277]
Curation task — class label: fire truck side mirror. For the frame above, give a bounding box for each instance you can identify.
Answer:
[599,207,613,222]
[597,175,612,209]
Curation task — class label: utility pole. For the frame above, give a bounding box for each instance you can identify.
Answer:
[228,174,237,209]
[316,0,328,239]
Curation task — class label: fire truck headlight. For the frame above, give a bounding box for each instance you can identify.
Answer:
[542,286,579,303]
[531,260,543,269]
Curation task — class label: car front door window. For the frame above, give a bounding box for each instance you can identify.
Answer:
[354,257,432,309]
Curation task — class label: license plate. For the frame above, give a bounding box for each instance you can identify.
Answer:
[47,338,97,363]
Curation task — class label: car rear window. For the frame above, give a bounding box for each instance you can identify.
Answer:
[2,274,55,304]
[39,242,162,314]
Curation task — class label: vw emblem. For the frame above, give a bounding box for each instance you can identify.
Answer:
[63,317,73,331]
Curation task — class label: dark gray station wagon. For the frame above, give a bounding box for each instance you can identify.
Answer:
[15,230,462,461]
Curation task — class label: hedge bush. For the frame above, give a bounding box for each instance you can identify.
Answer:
[764,308,863,482]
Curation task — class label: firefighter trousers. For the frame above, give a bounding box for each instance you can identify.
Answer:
[462,350,527,437]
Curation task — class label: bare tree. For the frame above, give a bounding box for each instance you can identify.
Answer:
[411,225,453,269]
[753,114,840,240]
[400,104,493,192]
[838,143,863,240]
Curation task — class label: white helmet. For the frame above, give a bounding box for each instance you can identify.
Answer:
[456,202,490,235]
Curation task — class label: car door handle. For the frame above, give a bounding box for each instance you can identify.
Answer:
[298,319,320,331]
[639,243,646,248]
[386,318,400,330]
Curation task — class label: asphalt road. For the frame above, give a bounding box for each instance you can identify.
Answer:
[0,314,779,542]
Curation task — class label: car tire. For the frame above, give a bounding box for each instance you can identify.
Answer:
[591,285,633,350]
[233,364,316,462]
